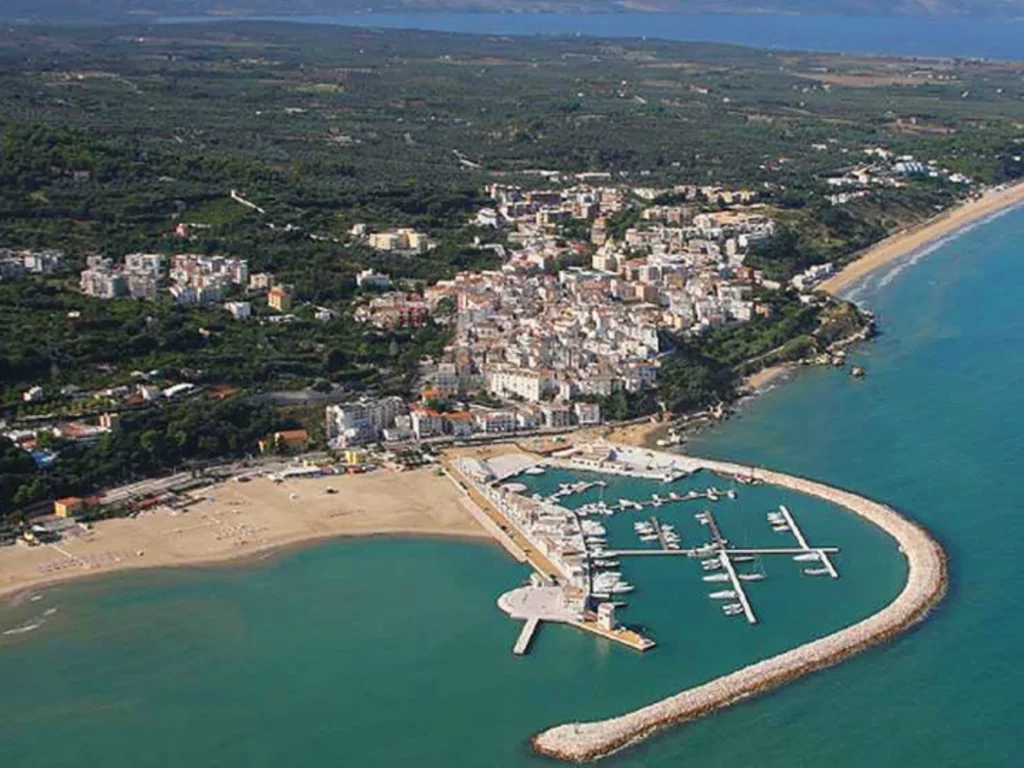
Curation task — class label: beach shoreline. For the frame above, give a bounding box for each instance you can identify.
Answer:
[0,527,494,606]
[742,363,793,393]
[819,179,1024,297]
[0,467,488,605]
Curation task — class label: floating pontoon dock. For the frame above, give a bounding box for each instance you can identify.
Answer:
[778,504,839,579]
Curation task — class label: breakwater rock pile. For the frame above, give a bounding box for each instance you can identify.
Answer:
[532,456,947,763]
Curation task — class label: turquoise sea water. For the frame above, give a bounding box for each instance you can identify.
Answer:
[2,204,1024,766]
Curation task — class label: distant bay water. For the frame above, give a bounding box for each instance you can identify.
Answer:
[3,204,1024,765]
[156,12,1024,60]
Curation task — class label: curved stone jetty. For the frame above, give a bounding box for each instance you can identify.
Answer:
[532,456,947,763]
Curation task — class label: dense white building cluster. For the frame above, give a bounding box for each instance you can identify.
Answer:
[77,252,280,315]
[80,254,164,300]
[168,254,249,306]
[418,182,779,409]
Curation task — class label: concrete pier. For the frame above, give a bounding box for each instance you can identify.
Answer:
[648,516,671,551]
[700,509,756,624]
[717,550,757,624]
[601,547,839,558]
[514,617,541,655]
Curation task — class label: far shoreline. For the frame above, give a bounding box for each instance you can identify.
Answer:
[819,179,1024,297]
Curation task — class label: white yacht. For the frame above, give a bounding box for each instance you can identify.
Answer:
[793,552,820,562]
[703,573,730,582]
[709,590,737,600]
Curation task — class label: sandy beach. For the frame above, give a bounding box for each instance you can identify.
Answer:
[819,180,1024,296]
[743,364,792,392]
[0,467,484,603]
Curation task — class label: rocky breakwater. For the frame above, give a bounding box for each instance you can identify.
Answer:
[532,456,947,763]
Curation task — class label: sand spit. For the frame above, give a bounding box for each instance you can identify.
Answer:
[532,456,947,763]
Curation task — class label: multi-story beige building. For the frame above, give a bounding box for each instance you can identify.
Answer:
[267,286,292,312]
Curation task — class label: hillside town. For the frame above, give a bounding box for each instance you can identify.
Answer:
[332,180,792,448]
[4,172,864,469]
